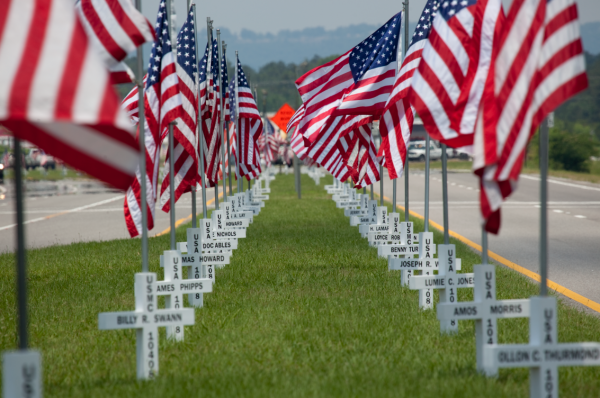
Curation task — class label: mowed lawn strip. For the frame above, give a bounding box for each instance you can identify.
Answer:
[0,173,599,397]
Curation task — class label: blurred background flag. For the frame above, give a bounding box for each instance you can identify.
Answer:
[123,0,182,237]
[75,0,156,84]
[0,0,139,190]
[159,7,199,212]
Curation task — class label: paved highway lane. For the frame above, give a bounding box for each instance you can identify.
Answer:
[0,180,221,254]
[375,166,600,308]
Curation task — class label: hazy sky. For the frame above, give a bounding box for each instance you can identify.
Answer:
[142,0,600,35]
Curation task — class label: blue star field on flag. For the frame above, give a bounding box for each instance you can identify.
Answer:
[147,1,173,89]
[439,0,476,21]
[221,52,229,97]
[198,38,218,90]
[264,117,275,136]
[236,56,250,88]
[228,78,236,123]
[348,12,402,83]
[175,8,197,81]
[411,0,440,47]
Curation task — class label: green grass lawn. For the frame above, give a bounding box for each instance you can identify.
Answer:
[1,173,599,397]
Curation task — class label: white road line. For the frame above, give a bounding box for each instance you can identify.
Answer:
[521,174,600,192]
[553,210,563,213]
[0,195,125,232]
[575,215,587,219]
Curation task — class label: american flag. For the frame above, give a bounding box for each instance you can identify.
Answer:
[230,55,263,180]
[75,0,155,84]
[0,0,139,190]
[287,104,305,133]
[334,12,403,116]
[379,0,439,179]
[199,38,222,186]
[124,1,182,237]
[121,75,147,123]
[296,13,402,144]
[259,118,282,166]
[341,124,381,188]
[304,115,372,181]
[410,0,503,148]
[158,7,199,212]
[474,0,588,233]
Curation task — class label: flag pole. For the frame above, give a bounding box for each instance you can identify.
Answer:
[259,88,269,179]
[424,134,430,232]
[168,121,176,249]
[167,1,176,249]
[441,144,449,244]
[223,43,233,197]
[217,30,227,202]
[135,0,149,272]
[194,8,208,219]
[13,138,28,349]
[539,116,550,296]
[187,0,196,228]
[403,0,410,223]
[208,21,219,211]
[481,227,489,264]
[235,51,241,193]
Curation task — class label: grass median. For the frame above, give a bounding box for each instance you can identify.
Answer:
[0,173,599,397]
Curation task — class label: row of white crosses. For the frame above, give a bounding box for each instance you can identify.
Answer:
[325,117,600,397]
[325,177,466,311]
[98,171,274,379]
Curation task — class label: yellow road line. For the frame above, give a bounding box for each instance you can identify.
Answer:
[377,193,600,313]
[155,191,225,237]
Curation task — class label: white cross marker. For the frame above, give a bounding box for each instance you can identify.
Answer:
[484,296,600,398]
[437,264,531,375]
[379,217,420,286]
[99,272,195,379]
[2,350,42,398]
[158,250,212,341]
[410,244,471,331]
[389,232,460,309]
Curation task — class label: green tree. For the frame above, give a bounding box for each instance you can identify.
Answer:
[548,121,599,172]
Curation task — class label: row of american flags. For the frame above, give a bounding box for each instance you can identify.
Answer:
[0,0,289,238]
[288,0,588,234]
[0,0,588,236]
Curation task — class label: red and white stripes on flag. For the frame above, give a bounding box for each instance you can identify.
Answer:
[342,124,381,188]
[0,0,139,190]
[237,117,262,180]
[228,121,262,180]
[379,97,413,179]
[124,2,182,238]
[121,75,147,123]
[295,52,354,144]
[200,39,222,186]
[377,0,435,180]
[473,0,588,233]
[410,0,503,148]
[75,0,155,84]
[287,104,305,132]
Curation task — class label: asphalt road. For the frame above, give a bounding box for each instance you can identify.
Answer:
[0,179,221,254]
[374,165,600,308]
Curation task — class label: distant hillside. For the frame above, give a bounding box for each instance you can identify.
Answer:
[195,21,598,70]
[195,23,417,70]
[581,22,600,55]
[556,52,600,132]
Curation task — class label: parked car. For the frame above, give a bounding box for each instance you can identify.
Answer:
[408,140,443,161]
[25,149,55,170]
[0,160,4,183]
